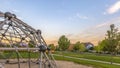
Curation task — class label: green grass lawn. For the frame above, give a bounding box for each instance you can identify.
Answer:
[54,51,120,64]
[1,51,120,68]
[54,55,120,68]
[0,51,39,59]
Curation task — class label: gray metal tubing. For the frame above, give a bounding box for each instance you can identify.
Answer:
[0,48,39,51]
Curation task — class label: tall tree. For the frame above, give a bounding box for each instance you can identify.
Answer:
[97,24,119,53]
[94,24,120,65]
[58,35,70,51]
[116,32,120,53]
[96,24,119,64]
[106,24,118,53]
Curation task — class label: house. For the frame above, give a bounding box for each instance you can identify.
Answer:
[83,42,94,50]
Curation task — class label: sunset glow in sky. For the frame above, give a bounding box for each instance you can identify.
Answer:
[0,0,120,45]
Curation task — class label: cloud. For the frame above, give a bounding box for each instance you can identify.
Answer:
[107,1,120,14]
[68,13,89,21]
[71,17,120,45]
[95,23,108,28]
[12,9,20,13]
[95,17,120,28]
[45,17,120,45]
[76,13,88,19]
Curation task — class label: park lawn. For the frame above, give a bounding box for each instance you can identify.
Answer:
[0,51,40,59]
[2,51,120,64]
[54,51,120,64]
[1,51,120,68]
[54,55,120,68]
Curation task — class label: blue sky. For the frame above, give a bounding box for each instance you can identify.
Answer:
[0,0,120,45]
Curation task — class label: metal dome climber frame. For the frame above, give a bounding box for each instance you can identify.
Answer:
[0,11,57,68]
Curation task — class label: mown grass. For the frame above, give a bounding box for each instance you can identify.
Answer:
[0,51,39,59]
[54,51,120,63]
[1,51,120,68]
[54,55,120,68]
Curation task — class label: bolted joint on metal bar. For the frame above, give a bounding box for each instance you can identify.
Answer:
[38,45,47,52]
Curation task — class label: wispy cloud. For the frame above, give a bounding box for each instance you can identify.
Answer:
[95,17,120,28]
[106,1,120,14]
[68,17,120,45]
[76,13,88,19]
[95,23,108,28]
[68,13,89,21]
[12,9,20,13]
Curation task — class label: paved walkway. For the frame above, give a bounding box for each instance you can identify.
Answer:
[53,54,120,66]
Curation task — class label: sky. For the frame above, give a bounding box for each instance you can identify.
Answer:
[0,0,120,45]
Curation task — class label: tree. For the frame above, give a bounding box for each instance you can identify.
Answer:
[73,41,86,52]
[116,33,120,53]
[98,24,118,53]
[95,40,108,53]
[106,24,118,53]
[94,46,101,53]
[73,41,81,51]
[79,44,86,52]
[97,24,119,64]
[58,35,70,51]
[96,24,120,54]
[99,39,109,52]
[48,44,56,51]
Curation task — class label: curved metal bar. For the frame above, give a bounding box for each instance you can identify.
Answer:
[0,48,39,51]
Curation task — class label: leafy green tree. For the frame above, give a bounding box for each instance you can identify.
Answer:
[94,46,100,53]
[79,44,86,52]
[48,44,56,51]
[98,39,109,52]
[95,40,108,53]
[97,24,120,54]
[73,41,81,51]
[96,24,120,64]
[116,33,120,53]
[106,24,118,53]
[73,41,86,52]
[58,35,70,51]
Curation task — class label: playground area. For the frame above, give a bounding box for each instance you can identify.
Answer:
[0,11,93,68]
[0,12,58,68]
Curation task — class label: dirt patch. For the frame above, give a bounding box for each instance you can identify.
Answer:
[0,61,92,68]
[56,61,92,68]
